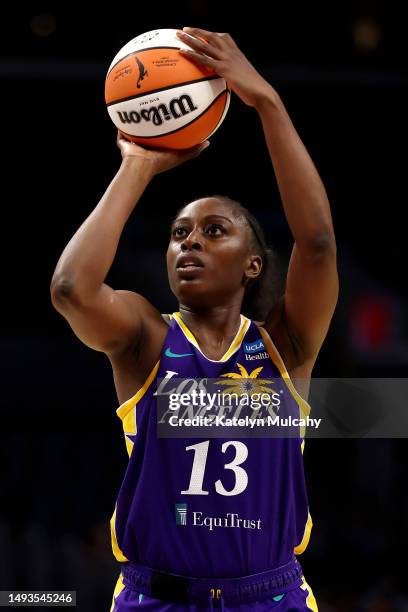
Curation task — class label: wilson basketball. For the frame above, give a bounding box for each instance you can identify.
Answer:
[105,28,230,149]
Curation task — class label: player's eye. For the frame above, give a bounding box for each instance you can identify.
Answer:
[206,224,225,236]
[171,223,225,238]
[172,226,188,237]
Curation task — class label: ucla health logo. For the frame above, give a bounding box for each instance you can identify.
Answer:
[244,339,269,361]
[175,503,187,526]
[244,340,265,354]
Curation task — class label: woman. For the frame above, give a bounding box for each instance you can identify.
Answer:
[51,27,338,612]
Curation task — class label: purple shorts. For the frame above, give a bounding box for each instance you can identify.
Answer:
[110,560,318,611]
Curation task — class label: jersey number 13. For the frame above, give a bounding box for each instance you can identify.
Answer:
[181,440,249,496]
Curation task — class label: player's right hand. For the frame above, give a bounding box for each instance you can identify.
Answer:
[116,130,210,175]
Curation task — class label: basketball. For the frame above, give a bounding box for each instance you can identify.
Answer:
[105,28,231,149]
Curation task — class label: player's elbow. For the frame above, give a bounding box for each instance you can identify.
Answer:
[50,275,76,309]
[302,232,337,259]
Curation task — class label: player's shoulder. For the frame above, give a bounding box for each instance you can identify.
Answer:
[115,290,165,323]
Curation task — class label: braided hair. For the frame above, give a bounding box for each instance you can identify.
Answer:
[175,195,284,322]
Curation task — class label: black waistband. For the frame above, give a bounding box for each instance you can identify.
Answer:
[121,557,303,605]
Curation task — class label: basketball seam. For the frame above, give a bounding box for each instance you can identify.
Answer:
[106,75,221,107]
[205,89,231,139]
[118,89,227,140]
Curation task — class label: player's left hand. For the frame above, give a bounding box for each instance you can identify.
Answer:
[176,27,273,108]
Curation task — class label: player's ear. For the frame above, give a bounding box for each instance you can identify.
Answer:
[244,254,262,281]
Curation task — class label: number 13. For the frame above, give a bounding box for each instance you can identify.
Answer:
[181,440,249,496]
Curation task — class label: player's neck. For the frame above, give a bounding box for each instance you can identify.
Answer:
[178,305,242,348]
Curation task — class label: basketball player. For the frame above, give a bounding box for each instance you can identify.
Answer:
[51,28,338,611]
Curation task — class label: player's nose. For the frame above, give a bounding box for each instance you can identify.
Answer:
[181,229,203,250]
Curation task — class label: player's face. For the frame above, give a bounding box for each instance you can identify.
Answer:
[167,198,261,309]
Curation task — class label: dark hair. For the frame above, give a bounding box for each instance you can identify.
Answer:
[175,195,284,322]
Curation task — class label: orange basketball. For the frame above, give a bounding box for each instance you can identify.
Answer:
[105,29,230,149]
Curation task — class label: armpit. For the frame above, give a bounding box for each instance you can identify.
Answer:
[162,313,171,327]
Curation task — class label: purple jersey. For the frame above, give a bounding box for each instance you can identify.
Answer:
[110,312,312,578]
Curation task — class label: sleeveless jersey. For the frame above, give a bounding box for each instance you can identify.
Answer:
[110,312,313,578]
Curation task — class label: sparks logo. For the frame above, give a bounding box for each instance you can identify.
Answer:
[217,364,274,393]
[175,503,187,526]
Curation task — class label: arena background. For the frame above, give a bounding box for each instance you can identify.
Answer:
[1,3,407,610]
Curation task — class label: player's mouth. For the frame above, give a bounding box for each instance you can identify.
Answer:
[176,266,205,277]
[176,256,204,278]
[176,255,205,271]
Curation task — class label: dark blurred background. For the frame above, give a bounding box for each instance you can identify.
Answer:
[1,2,407,610]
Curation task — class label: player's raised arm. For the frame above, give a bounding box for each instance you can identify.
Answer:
[177,27,338,368]
[50,132,209,355]
[254,91,338,368]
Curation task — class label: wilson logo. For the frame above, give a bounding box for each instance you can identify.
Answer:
[117,95,199,127]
